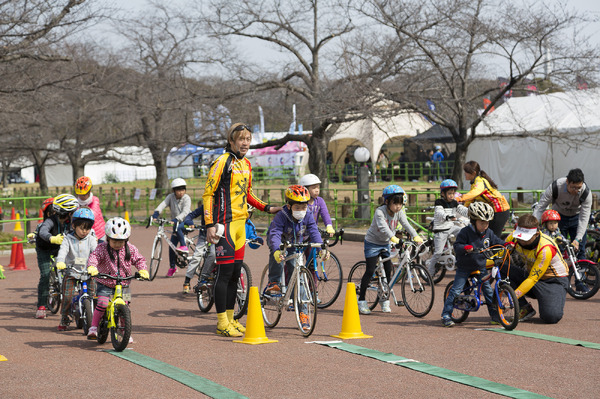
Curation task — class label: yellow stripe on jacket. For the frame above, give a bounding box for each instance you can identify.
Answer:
[461,176,509,212]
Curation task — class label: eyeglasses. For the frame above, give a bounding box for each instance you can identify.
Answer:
[230,124,252,139]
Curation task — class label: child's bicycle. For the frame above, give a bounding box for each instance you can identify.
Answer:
[417,214,464,284]
[348,238,435,317]
[146,217,198,281]
[305,228,344,308]
[558,237,600,300]
[66,269,95,335]
[443,245,520,330]
[47,259,63,314]
[259,241,326,337]
[96,272,146,351]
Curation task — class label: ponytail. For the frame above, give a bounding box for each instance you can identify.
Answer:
[464,160,498,188]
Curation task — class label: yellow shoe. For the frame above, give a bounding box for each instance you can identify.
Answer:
[216,324,243,337]
[230,318,246,334]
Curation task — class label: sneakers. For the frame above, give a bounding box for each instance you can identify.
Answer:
[87,326,98,340]
[166,267,177,278]
[265,281,281,295]
[35,306,47,319]
[381,300,391,313]
[57,317,70,331]
[357,300,371,315]
[216,324,243,337]
[299,312,310,330]
[575,280,590,293]
[442,316,455,327]
[197,279,209,292]
[182,283,190,294]
[230,318,246,334]
[129,336,134,344]
[177,245,189,253]
[518,303,537,322]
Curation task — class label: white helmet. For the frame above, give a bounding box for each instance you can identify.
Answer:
[468,202,494,221]
[171,178,186,189]
[298,174,321,187]
[105,217,131,240]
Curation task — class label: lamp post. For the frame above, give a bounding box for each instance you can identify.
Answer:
[354,147,370,220]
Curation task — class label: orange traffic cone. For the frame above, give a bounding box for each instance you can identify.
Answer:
[13,213,23,232]
[7,237,18,269]
[331,283,373,339]
[12,243,28,270]
[233,286,278,345]
[10,207,15,220]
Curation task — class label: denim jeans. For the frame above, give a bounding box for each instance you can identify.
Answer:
[558,213,586,259]
[441,267,495,319]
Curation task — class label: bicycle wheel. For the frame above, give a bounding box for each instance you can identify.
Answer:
[294,266,317,337]
[259,264,281,328]
[97,315,109,344]
[567,261,600,300]
[494,282,519,330]
[444,281,470,323]
[431,263,447,284]
[47,268,61,314]
[82,297,93,336]
[347,261,380,310]
[110,303,132,352]
[196,264,215,313]
[233,262,252,319]
[148,236,162,281]
[585,241,600,264]
[401,263,434,317]
[313,252,343,309]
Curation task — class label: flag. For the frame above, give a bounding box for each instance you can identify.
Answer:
[483,98,495,113]
[426,99,436,125]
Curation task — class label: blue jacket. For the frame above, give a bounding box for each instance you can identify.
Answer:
[453,224,504,272]
[267,207,322,252]
[246,219,263,249]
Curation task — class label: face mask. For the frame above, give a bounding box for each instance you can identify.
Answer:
[292,210,307,220]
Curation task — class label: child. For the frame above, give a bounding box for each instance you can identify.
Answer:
[358,185,422,315]
[55,207,98,331]
[540,210,566,244]
[152,178,192,277]
[265,185,327,331]
[426,179,468,275]
[182,200,216,294]
[86,217,149,340]
[74,176,106,241]
[298,174,335,237]
[34,194,78,319]
[441,202,505,327]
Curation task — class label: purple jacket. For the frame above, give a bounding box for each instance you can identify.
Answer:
[307,196,333,227]
[267,207,322,252]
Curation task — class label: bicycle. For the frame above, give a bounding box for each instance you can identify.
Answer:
[417,215,464,284]
[585,210,600,263]
[259,241,325,337]
[96,272,145,352]
[305,228,344,308]
[443,245,520,330]
[66,269,94,335]
[47,259,63,314]
[347,238,435,317]
[146,217,198,281]
[559,237,600,300]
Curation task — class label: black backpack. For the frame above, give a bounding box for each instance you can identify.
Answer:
[552,180,589,204]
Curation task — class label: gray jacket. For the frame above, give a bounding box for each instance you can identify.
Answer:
[154,193,192,222]
[365,206,418,246]
[56,232,98,279]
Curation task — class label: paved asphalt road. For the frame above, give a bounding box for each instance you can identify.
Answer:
[1,225,599,398]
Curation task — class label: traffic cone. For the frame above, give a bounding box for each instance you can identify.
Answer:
[124,210,130,223]
[10,207,15,220]
[0,265,5,279]
[233,286,278,345]
[7,237,18,269]
[38,208,43,223]
[0,355,7,361]
[331,283,372,339]
[12,243,28,270]
[13,213,23,232]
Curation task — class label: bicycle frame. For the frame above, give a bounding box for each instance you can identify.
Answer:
[105,284,128,330]
[376,241,424,305]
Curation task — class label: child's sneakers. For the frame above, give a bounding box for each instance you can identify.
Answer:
[166,267,177,278]
[381,300,391,313]
[518,303,537,322]
[299,312,310,331]
[57,317,70,331]
[357,300,371,315]
[265,281,281,295]
[176,245,189,253]
[35,306,47,319]
[182,283,190,294]
[441,316,455,327]
[87,326,98,340]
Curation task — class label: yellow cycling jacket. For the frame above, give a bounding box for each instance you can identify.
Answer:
[203,152,267,227]
[506,232,569,297]
[461,176,510,213]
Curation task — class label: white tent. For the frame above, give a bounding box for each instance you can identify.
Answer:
[467,89,600,190]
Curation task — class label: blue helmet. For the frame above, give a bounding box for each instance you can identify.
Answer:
[72,207,95,224]
[440,179,458,191]
[382,185,404,198]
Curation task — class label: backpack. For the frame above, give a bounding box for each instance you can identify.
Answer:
[552,180,589,204]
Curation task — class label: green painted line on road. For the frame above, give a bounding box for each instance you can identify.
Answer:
[316,341,550,399]
[484,328,600,350]
[107,350,248,399]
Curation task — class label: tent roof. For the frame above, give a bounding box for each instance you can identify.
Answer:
[409,124,454,143]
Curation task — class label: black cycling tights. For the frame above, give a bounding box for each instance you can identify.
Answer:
[214,260,242,313]
[359,256,392,301]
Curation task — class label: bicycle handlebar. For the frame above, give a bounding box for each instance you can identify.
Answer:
[96,272,144,281]
[318,228,344,247]
[279,241,327,251]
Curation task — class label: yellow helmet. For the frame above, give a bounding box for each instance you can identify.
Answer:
[74,176,92,195]
[285,185,310,204]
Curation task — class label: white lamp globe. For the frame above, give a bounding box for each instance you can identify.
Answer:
[354,147,370,163]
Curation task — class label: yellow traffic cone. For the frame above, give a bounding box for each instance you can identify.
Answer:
[331,282,373,339]
[0,265,5,279]
[124,210,130,223]
[233,286,278,345]
[0,355,7,361]
[13,213,22,232]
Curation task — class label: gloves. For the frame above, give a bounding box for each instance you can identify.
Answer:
[27,232,36,240]
[326,225,335,235]
[319,249,330,261]
[413,235,423,244]
[50,235,64,245]
[152,211,159,219]
[390,236,400,244]
[56,262,67,270]
[464,245,474,252]
[256,237,264,245]
[504,241,516,248]
[138,270,150,280]
[273,250,285,262]
[87,266,99,276]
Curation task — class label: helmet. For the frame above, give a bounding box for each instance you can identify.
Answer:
[171,178,186,189]
[382,185,404,198]
[435,145,441,150]
[285,185,310,204]
[72,207,95,224]
[53,194,78,216]
[468,202,494,221]
[298,174,321,187]
[105,217,131,240]
[542,209,561,223]
[440,179,458,191]
[74,176,92,195]
[41,197,54,213]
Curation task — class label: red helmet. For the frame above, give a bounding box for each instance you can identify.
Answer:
[541,209,561,223]
[41,197,54,213]
[75,176,92,195]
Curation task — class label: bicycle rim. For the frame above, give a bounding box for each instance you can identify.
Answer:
[111,304,131,352]
[401,263,434,317]
[348,261,379,310]
[294,267,317,337]
[233,263,252,319]
[149,236,162,281]
[444,281,469,323]
[259,264,281,328]
[196,282,214,313]
[82,298,93,336]
[314,252,343,309]
[495,283,519,330]
[568,261,600,300]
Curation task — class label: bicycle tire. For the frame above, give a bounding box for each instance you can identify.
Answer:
[432,263,447,284]
[75,298,83,329]
[567,261,600,300]
[196,261,215,313]
[233,262,252,319]
[312,252,343,309]
[401,263,434,317]
[97,316,109,344]
[444,281,470,323]
[82,297,93,336]
[111,303,132,352]
[47,268,61,314]
[294,266,317,337]
[494,282,519,330]
[347,261,380,310]
[148,236,162,281]
[259,264,281,328]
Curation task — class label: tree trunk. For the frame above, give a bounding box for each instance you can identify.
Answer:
[452,134,470,189]
[38,164,48,193]
[149,146,169,190]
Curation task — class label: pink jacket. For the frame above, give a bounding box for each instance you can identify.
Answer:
[88,195,106,239]
[87,242,147,288]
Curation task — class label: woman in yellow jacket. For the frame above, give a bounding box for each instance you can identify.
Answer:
[458,160,510,237]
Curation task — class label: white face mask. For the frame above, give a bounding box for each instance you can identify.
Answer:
[292,210,307,220]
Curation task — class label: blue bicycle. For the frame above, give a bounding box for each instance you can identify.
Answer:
[68,270,94,335]
[305,228,344,308]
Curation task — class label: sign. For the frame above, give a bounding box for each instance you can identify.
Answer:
[149,188,157,200]
[134,189,141,201]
